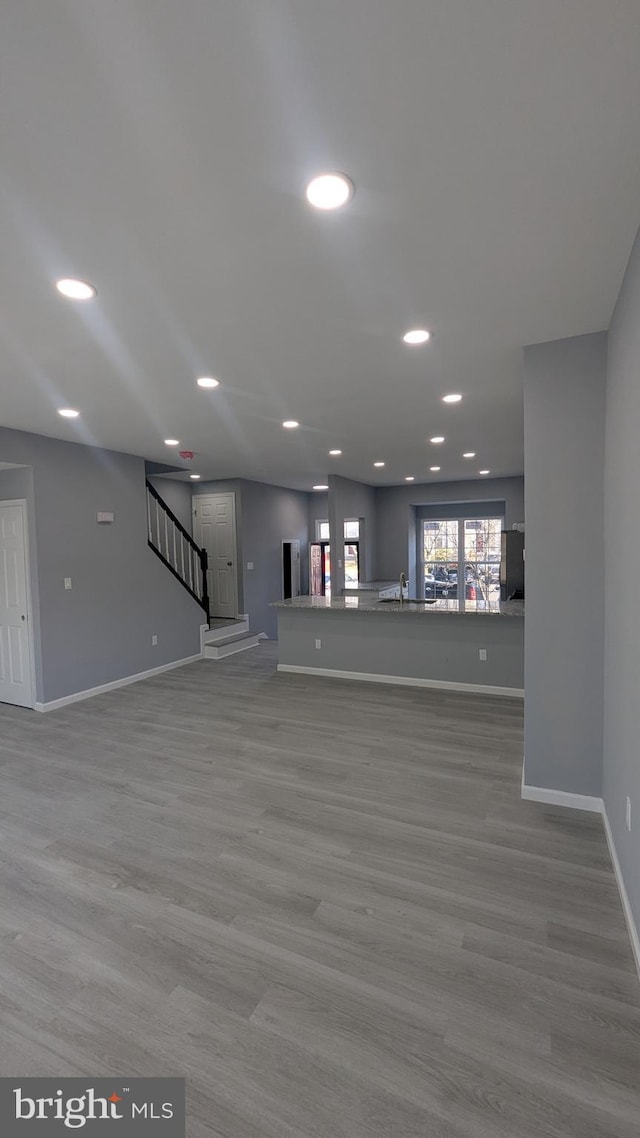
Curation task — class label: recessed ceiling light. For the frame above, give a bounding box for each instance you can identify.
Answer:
[196,377,220,389]
[58,408,79,418]
[306,172,354,210]
[282,420,299,429]
[164,438,180,446]
[329,449,342,456]
[405,476,415,482]
[479,469,490,475]
[430,436,445,444]
[373,461,385,467]
[463,452,476,458]
[55,278,96,300]
[313,484,329,491]
[402,329,431,345]
[430,466,441,472]
[189,474,201,480]
[442,393,462,403]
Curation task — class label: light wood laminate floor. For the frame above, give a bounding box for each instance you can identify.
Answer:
[0,644,638,1137]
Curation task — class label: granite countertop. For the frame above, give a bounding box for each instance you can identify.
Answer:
[343,580,397,592]
[272,596,524,617]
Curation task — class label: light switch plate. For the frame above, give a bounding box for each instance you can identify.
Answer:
[64,577,72,590]
[247,562,254,570]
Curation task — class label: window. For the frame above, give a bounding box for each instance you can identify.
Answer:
[343,519,359,586]
[312,519,360,589]
[423,517,502,610]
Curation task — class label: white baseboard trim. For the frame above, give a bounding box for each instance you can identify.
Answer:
[276,664,523,698]
[602,809,640,982]
[34,652,203,712]
[520,780,604,814]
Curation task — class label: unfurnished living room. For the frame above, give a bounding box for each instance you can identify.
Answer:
[0,2,639,1136]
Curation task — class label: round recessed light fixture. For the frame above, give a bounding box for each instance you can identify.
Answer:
[305,172,354,210]
[430,436,445,444]
[196,376,220,389]
[405,476,415,482]
[463,451,476,459]
[282,420,299,429]
[58,408,80,418]
[329,449,342,456]
[164,438,180,446]
[430,466,441,472]
[55,278,96,300]
[189,473,201,480]
[373,461,385,468]
[442,393,462,403]
[313,484,329,491]
[402,329,431,345]
[479,469,490,475]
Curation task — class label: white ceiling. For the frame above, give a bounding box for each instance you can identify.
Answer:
[1,0,640,490]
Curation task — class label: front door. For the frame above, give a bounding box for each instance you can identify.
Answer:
[194,493,238,618]
[0,501,33,707]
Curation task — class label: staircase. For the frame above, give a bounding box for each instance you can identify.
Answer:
[146,480,262,659]
[202,618,262,660]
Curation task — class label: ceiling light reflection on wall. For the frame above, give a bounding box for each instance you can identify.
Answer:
[55,278,96,300]
[282,420,299,429]
[442,393,462,403]
[197,377,220,389]
[58,408,80,418]
[306,172,354,210]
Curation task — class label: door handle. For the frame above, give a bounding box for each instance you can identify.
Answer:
[227,561,233,567]
[20,614,26,622]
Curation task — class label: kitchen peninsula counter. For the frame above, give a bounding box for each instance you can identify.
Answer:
[272,596,524,695]
[273,596,524,617]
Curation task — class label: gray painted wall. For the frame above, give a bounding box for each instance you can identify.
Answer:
[375,477,525,591]
[308,491,328,540]
[277,609,524,689]
[149,476,193,535]
[0,428,204,704]
[603,225,640,931]
[240,480,309,638]
[194,478,310,638]
[328,475,376,590]
[523,333,606,797]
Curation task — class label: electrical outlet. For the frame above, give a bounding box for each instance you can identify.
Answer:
[247,561,254,570]
[626,796,632,831]
[315,638,322,649]
[151,635,158,646]
[479,648,487,661]
[64,577,72,590]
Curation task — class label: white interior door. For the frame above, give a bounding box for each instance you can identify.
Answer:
[193,493,238,619]
[0,501,34,708]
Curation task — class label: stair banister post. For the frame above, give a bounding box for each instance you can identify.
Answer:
[199,547,209,617]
